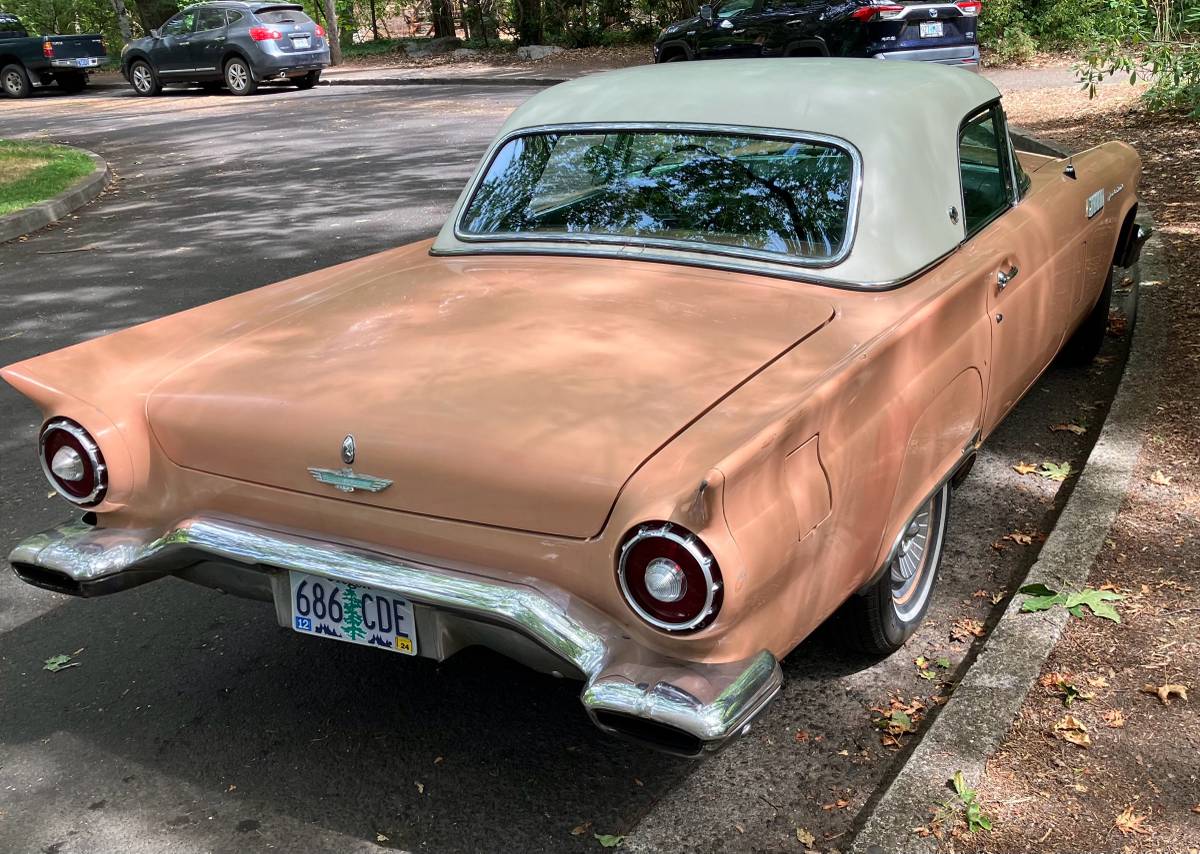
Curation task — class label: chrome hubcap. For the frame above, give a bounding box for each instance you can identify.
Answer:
[889,490,945,622]
[4,71,19,93]
[228,64,247,89]
[133,66,150,91]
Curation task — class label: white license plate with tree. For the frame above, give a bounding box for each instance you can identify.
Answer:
[289,570,417,655]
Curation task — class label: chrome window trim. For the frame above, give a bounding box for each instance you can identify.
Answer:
[39,418,108,507]
[617,522,720,632]
[956,100,1014,242]
[453,121,864,272]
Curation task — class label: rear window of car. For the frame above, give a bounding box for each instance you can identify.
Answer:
[458,128,857,265]
[255,8,313,23]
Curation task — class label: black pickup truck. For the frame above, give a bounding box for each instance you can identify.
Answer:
[1,11,108,98]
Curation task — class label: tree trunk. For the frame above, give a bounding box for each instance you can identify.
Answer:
[513,0,542,45]
[369,0,380,40]
[109,0,133,42]
[431,0,456,39]
[320,0,342,65]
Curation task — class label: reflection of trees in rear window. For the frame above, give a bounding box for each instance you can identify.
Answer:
[461,130,854,262]
[257,9,312,23]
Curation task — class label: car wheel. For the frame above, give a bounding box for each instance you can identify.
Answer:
[224,58,257,95]
[2,63,32,99]
[57,72,88,94]
[294,70,320,90]
[129,61,161,96]
[1058,264,1113,366]
[837,481,951,654]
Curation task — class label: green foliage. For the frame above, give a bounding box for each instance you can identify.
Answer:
[0,140,95,217]
[951,771,993,833]
[1019,583,1126,621]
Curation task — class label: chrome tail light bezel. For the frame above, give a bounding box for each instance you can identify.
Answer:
[39,418,108,507]
[617,522,723,633]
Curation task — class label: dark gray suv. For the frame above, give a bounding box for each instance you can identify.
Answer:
[121,2,329,96]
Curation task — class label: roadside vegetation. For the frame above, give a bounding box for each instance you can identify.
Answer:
[0,140,94,217]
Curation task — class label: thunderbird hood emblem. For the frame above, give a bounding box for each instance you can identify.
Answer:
[309,435,392,493]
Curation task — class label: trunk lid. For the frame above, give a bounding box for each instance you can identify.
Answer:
[147,254,835,538]
[42,34,107,61]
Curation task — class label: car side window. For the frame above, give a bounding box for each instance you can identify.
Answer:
[161,11,196,36]
[196,8,228,31]
[959,107,1013,236]
[716,0,757,19]
[227,10,244,24]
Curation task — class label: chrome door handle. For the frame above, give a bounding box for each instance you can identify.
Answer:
[997,265,1019,290]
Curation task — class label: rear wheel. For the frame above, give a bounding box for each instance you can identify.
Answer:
[1058,264,1113,366]
[224,57,257,95]
[129,61,161,96]
[2,63,32,98]
[57,72,88,93]
[295,70,320,90]
[837,482,951,654]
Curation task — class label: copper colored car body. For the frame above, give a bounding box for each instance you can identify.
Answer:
[2,60,1148,755]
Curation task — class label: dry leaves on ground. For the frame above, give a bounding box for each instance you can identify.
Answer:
[1149,469,1173,486]
[1114,806,1152,837]
[1051,422,1088,435]
[1141,683,1188,705]
[951,618,986,642]
[1054,714,1091,747]
[1102,709,1127,728]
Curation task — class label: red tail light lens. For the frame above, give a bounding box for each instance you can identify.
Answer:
[43,40,54,58]
[850,2,905,21]
[314,24,326,37]
[956,0,982,15]
[39,418,107,506]
[248,26,282,41]
[618,523,722,632]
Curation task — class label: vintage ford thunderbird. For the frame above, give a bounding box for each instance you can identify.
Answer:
[3,60,1148,755]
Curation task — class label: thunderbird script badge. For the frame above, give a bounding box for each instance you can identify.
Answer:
[309,434,392,493]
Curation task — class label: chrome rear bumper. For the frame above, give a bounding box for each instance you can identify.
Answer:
[9,517,781,756]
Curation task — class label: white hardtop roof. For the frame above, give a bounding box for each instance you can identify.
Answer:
[433,59,1004,287]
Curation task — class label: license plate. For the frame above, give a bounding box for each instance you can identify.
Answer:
[77,57,99,67]
[289,570,417,655]
[293,36,311,49]
[919,21,944,38]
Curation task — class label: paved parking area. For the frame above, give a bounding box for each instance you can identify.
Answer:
[0,84,1129,853]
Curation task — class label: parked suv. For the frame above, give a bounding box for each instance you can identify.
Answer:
[1,11,108,98]
[121,2,329,96]
[654,0,980,68]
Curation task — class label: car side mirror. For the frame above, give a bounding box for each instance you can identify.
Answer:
[150,28,161,38]
[699,4,714,24]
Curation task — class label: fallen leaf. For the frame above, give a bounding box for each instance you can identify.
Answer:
[794,729,809,743]
[1005,532,1033,546]
[1149,469,1172,486]
[594,833,625,848]
[1114,805,1151,836]
[226,784,237,793]
[414,781,424,795]
[1107,310,1128,338]
[990,591,1004,605]
[1142,683,1188,705]
[1102,709,1126,728]
[951,618,985,642]
[733,823,745,833]
[1054,714,1091,747]
[972,589,990,598]
[1012,462,1039,475]
[1192,804,1200,814]
[1039,461,1072,482]
[43,654,80,672]
[1087,675,1110,688]
[821,798,851,811]
[434,756,444,765]
[1051,423,1087,435]
[796,827,816,846]
[376,834,389,843]
[571,822,592,836]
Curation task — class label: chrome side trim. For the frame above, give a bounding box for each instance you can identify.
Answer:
[8,517,781,755]
[452,121,865,272]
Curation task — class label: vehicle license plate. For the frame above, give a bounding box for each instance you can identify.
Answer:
[77,57,99,67]
[293,36,311,48]
[919,21,944,38]
[289,570,417,655]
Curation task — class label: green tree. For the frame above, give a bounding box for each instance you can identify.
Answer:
[342,585,366,641]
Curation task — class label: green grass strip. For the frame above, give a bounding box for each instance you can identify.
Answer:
[0,139,95,216]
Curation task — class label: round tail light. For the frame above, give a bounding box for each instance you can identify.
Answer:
[39,418,107,506]
[617,522,723,632]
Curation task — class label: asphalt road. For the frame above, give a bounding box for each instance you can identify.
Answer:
[0,84,1130,854]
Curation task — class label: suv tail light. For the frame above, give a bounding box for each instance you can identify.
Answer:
[956,0,982,15]
[42,40,54,58]
[39,418,107,506]
[248,26,282,41]
[618,522,723,632]
[314,24,326,37]
[850,2,905,22]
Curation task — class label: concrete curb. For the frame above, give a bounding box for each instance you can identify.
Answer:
[0,149,110,244]
[319,73,563,88]
[851,218,1166,854]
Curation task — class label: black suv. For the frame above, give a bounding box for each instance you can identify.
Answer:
[654,0,980,68]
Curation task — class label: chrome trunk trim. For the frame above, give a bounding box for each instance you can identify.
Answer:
[8,517,781,755]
